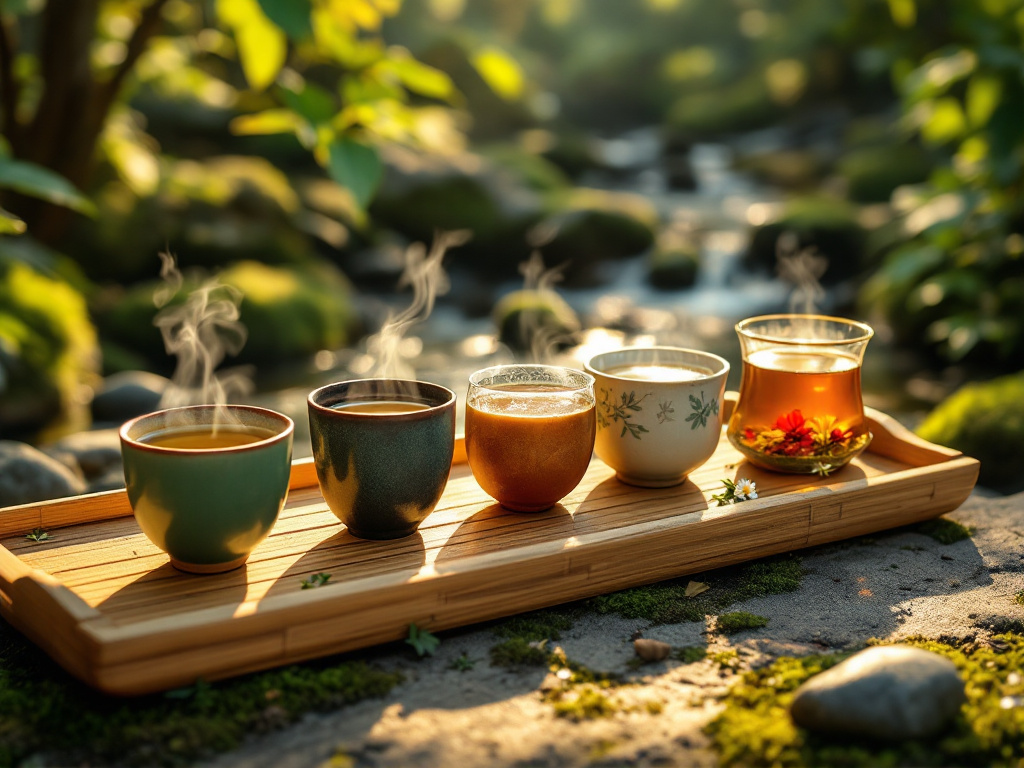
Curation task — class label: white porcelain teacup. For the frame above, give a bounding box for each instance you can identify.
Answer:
[584,346,730,487]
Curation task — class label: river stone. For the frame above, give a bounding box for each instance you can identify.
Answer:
[790,645,965,740]
[0,441,88,507]
[91,371,168,423]
[46,429,123,479]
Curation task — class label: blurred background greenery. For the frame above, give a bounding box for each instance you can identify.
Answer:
[2,0,1023,487]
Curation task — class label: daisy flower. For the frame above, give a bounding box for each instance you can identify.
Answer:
[733,478,757,501]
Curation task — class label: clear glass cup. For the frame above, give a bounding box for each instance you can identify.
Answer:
[727,314,874,474]
[465,364,596,511]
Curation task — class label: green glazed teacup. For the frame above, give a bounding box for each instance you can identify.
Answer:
[119,404,294,574]
[308,379,456,540]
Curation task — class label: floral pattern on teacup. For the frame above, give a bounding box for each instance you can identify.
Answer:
[598,388,719,439]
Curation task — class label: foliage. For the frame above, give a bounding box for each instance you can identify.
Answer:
[916,372,1024,490]
[0,619,400,767]
[405,623,440,657]
[856,0,1024,368]
[0,258,99,436]
[705,634,1024,767]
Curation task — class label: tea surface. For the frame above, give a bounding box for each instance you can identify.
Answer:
[332,400,431,415]
[466,384,595,511]
[140,425,276,450]
[603,363,712,382]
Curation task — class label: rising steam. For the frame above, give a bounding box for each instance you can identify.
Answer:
[154,253,252,413]
[776,231,827,316]
[362,230,471,381]
[517,251,578,363]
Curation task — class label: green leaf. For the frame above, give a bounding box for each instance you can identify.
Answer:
[0,208,26,235]
[327,137,382,210]
[230,108,306,136]
[300,572,332,589]
[280,81,336,124]
[921,97,967,145]
[471,46,524,101]
[0,160,96,216]
[406,623,440,657]
[887,0,916,27]
[966,75,1002,129]
[218,0,287,91]
[24,528,51,542]
[384,57,454,101]
[257,0,312,39]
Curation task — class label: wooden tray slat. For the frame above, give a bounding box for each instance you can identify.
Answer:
[0,399,978,695]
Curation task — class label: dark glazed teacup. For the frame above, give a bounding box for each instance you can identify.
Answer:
[308,379,456,540]
[120,404,294,574]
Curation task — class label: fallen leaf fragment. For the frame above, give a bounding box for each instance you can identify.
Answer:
[684,580,709,598]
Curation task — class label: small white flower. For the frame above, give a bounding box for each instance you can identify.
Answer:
[734,478,757,501]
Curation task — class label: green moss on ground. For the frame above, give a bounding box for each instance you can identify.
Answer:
[716,612,770,635]
[705,634,1024,767]
[674,646,709,664]
[0,620,400,767]
[590,555,804,625]
[1015,590,1024,606]
[550,686,618,721]
[915,518,975,545]
[490,636,551,668]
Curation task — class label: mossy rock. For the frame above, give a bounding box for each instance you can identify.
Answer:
[745,197,866,284]
[0,258,100,437]
[533,188,658,284]
[646,231,700,290]
[916,372,1024,491]
[838,144,933,203]
[666,76,782,142]
[369,146,542,278]
[734,148,829,191]
[71,156,315,283]
[493,289,581,353]
[98,260,361,367]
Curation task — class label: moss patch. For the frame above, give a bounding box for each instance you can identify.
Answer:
[590,555,804,625]
[705,634,1024,767]
[716,612,770,635]
[915,518,975,545]
[674,646,709,664]
[490,636,551,668]
[0,620,400,767]
[1015,590,1024,606]
[550,686,619,721]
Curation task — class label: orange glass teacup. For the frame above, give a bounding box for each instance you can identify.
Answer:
[465,364,596,512]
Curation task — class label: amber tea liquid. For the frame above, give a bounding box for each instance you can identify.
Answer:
[727,348,870,472]
[466,384,596,512]
[141,425,276,450]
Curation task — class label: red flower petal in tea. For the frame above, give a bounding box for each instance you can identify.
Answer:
[775,410,806,433]
[830,427,853,443]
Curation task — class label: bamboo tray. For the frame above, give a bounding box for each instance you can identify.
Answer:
[0,397,978,695]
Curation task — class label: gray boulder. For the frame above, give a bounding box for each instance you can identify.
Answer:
[91,371,168,423]
[0,441,88,507]
[790,645,965,741]
[46,429,123,479]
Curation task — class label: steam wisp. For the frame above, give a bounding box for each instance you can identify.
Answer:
[518,251,577,364]
[354,231,469,399]
[775,232,830,340]
[154,253,252,421]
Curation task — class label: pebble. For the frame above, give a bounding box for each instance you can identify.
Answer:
[634,638,672,662]
[90,371,169,424]
[45,429,122,479]
[790,645,965,740]
[0,441,88,507]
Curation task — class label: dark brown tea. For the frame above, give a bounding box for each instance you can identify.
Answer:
[332,401,431,415]
[140,425,276,450]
